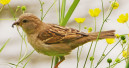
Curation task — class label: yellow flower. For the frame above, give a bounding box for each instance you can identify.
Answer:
[128,34,129,37]
[75,18,86,23]
[122,50,127,58]
[0,0,11,5]
[111,1,119,9]
[106,38,115,44]
[115,34,120,38]
[117,13,128,23]
[88,8,101,17]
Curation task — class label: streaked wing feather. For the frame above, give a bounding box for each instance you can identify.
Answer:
[37,24,88,44]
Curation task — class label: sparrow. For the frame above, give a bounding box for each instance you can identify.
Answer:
[12,13,115,68]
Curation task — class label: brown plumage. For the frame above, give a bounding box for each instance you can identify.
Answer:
[12,13,115,68]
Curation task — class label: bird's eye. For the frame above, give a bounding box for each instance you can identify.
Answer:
[22,20,28,23]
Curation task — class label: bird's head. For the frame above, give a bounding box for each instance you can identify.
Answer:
[12,13,43,34]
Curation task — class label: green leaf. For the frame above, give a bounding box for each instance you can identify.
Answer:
[9,63,17,66]
[60,0,80,26]
[60,0,66,24]
[0,39,10,53]
[126,60,129,68]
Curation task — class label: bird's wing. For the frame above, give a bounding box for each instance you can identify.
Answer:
[37,24,88,44]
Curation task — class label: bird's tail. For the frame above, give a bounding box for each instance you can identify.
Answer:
[87,30,115,40]
[70,30,115,49]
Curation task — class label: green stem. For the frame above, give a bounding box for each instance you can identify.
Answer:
[126,23,129,29]
[60,0,80,26]
[51,56,54,68]
[42,0,57,20]
[103,44,109,54]
[23,58,30,68]
[109,63,110,68]
[19,32,24,60]
[16,50,35,68]
[127,38,129,64]
[54,0,59,24]
[90,7,113,68]
[101,0,104,21]
[0,5,5,13]
[38,0,44,21]
[79,46,83,61]
[97,44,109,63]
[77,47,79,68]
[79,23,81,30]
[95,40,121,68]
[83,41,93,68]
[58,0,61,23]
[60,0,66,24]
[0,39,10,53]
[94,17,97,32]
[111,42,127,68]
[8,4,16,20]
[54,56,59,66]
[14,7,20,19]
[16,34,28,68]
[19,50,35,63]
[76,23,82,67]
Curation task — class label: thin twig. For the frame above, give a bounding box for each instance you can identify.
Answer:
[95,40,121,68]
[83,41,93,68]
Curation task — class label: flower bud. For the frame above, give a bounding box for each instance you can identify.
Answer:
[120,35,126,40]
[88,27,93,33]
[122,40,126,44]
[115,58,121,63]
[17,6,20,9]
[84,26,87,29]
[111,1,119,9]
[115,34,120,38]
[102,54,105,56]
[21,6,26,11]
[90,56,94,61]
[107,58,112,63]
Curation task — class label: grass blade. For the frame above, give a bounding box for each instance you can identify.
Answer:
[0,39,10,53]
[60,0,66,23]
[126,60,129,68]
[60,0,80,26]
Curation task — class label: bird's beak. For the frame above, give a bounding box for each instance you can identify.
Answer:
[12,21,20,28]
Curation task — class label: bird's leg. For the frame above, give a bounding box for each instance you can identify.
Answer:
[54,56,65,68]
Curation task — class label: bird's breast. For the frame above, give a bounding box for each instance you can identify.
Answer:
[27,34,72,56]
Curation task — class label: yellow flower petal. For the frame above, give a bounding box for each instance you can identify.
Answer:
[75,18,86,23]
[94,8,101,17]
[89,9,94,17]
[122,50,127,58]
[88,8,101,17]
[0,0,11,5]
[106,38,115,44]
[111,1,119,9]
[117,13,128,23]
[128,34,129,37]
